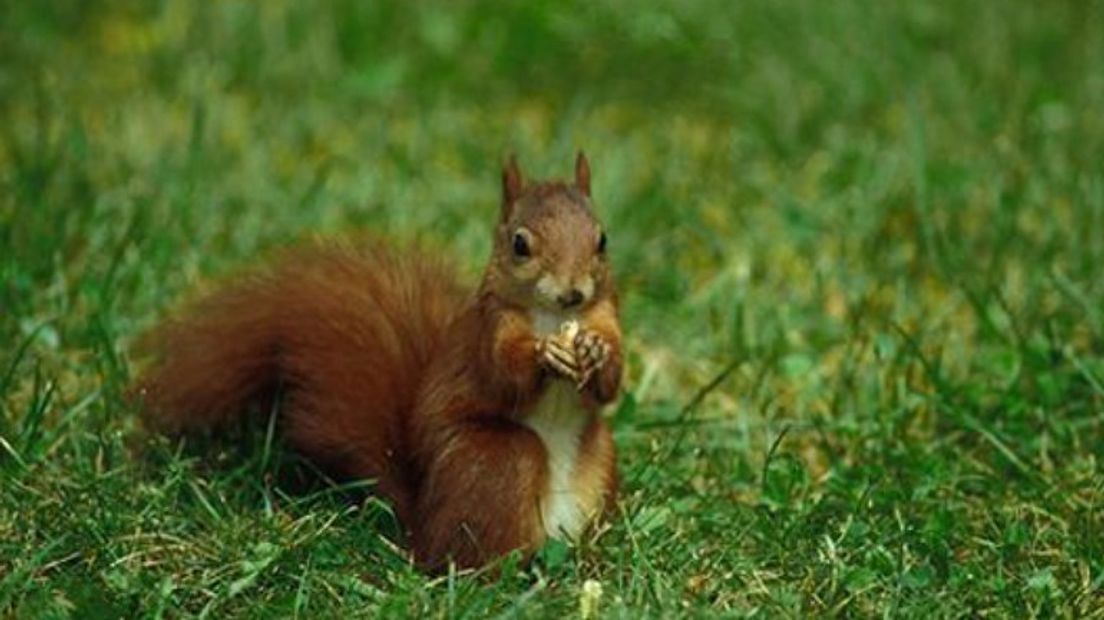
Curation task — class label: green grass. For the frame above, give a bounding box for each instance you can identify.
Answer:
[3,0,1104,616]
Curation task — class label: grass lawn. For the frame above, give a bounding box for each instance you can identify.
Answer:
[3,0,1103,616]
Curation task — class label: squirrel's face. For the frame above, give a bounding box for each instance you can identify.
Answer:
[488,153,614,313]
[500,197,609,312]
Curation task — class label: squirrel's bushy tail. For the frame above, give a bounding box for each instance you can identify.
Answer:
[133,240,468,448]
[134,271,283,433]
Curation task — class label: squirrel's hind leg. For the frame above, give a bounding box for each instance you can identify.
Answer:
[412,421,547,571]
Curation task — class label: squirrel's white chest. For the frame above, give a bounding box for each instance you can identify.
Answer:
[523,381,589,540]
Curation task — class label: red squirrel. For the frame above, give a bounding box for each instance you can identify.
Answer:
[134,153,622,570]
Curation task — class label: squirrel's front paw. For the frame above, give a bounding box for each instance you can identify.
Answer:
[536,334,580,382]
[573,328,610,389]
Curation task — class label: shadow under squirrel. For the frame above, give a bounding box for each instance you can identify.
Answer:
[133,153,622,571]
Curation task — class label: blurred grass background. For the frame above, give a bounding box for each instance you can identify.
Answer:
[2,0,1103,616]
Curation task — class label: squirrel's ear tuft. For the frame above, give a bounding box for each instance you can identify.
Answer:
[575,151,591,197]
[502,154,524,218]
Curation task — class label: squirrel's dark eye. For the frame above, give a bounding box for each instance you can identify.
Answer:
[513,232,531,258]
[597,231,607,255]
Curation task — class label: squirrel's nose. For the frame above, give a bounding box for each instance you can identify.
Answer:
[557,289,585,309]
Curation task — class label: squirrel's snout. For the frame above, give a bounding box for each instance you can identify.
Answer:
[537,273,594,310]
[557,289,585,309]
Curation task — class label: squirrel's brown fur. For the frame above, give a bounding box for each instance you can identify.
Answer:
[134,153,621,570]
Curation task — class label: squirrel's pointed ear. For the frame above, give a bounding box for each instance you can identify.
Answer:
[575,150,591,197]
[502,155,524,218]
